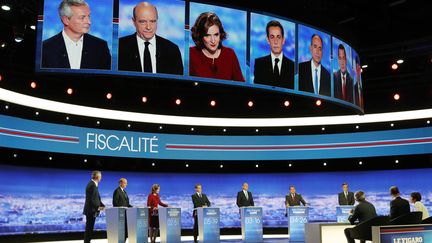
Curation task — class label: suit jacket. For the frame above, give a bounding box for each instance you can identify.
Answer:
[83,180,105,216]
[118,34,183,75]
[334,70,354,103]
[390,196,411,220]
[348,200,377,225]
[285,193,307,206]
[42,32,111,70]
[112,187,132,208]
[254,54,294,89]
[192,193,211,216]
[338,191,355,206]
[354,82,363,107]
[236,191,255,207]
[298,60,331,96]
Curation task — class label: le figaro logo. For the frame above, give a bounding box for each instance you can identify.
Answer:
[391,236,423,243]
[86,133,159,153]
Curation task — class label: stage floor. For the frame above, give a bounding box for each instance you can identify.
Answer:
[31,235,291,242]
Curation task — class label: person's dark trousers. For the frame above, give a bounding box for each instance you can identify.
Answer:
[84,214,96,243]
[193,214,198,242]
[344,228,365,243]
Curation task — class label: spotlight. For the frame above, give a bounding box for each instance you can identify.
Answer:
[83,159,87,163]
[321,127,325,131]
[1,5,11,11]
[14,36,23,43]
[5,105,9,109]
[355,125,359,129]
[361,64,368,69]
[223,128,226,132]
[66,88,73,95]
[247,101,254,107]
[35,111,39,116]
[30,25,36,30]
[13,153,17,158]
[288,128,292,132]
[210,100,216,107]
[13,26,24,43]
[142,96,148,103]
[393,93,400,101]
[391,63,398,70]
[159,126,163,130]
[151,162,155,167]
[0,42,6,49]
[175,98,181,105]
[427,120,430,124]
[96,120,100,125]
[0,74,2,81]
[323,162,327,166]
[48,156,53,161]
[66,116,70,121]
[30,81,37,89]
[395,159,399,164]
[194,82,199,86]
[284,100,290,107]
[185,163,189,168]
[255,129,259,133]
[288,163,292,167]
[190,127,194,131]
[106,93,112,100]
[359,161,363,165]
[127,124,131,128]
[390,123,394,127]
[315,99,322,106]
[255,164,259,168]
[220,164,224,168]
[396,59,404,64]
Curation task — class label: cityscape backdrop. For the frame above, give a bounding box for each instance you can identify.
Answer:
[0,165,430,235]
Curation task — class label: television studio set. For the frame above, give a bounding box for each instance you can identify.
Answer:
[0,0,431,242]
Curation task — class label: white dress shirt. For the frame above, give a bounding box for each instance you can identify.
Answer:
[62,30,83,69]
[91,179,98,187]
[311,60,322,94]
[414,201,430,220]
[271,52,282,75]
[136,34,157,73]
[243,190,249,200]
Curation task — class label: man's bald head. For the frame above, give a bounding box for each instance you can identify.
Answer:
[133,2,158,20]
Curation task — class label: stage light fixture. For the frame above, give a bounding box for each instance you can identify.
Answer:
[96,120,100,125]
[5,105,9,109]
[30,25,36,30]
[284,100,290,107]
[359,161,363,165]
[127,124,131,128]
[35,111,39,116]
[185,164,189,168]
[220,164,224,168]
[355,125,359,129]
[390,123,394,127]
[159,125,163,130]
[83,159,87,163]
[255,128,259,132]
[194,82,199,86]
[255,164,259,168]
[0,74,2,81]
[223,128,226,132]
[175,98,181,105]
[13,153,17,158]
[30,81,37,89]
[321,127,325,131]
[315,99,322,106]
[106,93,112,100]
[361,64,368,68]
[248,101,254,107]
[396,59,404,64]
[395,159,399,164]
[1,5,11,11]
[427,120,430,124]
[48,156,52,161]
[142,96,148,103]
[0,42,6,48]
[210,100,216,107]
[151,162,155,167]
[393,93,400,101]
[288,163,292,167]
[391,63,398,70]
[288,128,292,132]
[65,116,70,121]
[323,162,327,166]
[67,88,73,95]
[190,127,194,131]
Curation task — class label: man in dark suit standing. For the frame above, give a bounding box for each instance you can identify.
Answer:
[236,182,254,208]
[42,0,111,70]
[334,44,353,103]
[191,183,211,243]
[83,170,105,243]
[118,2,183,75]
[285,185,307,207]
[338,182,355,205]
[112,178,132,207]
[389,186,410,220]
[298,34,331,96]
[344,191,377,243]
[253,20,294,89]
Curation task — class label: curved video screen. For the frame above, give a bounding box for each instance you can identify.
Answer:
[35,0,364,111]
[1,115,431,160]
[0,164,430,235]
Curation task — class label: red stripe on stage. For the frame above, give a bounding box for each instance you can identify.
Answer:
[0,129,79,142]
[37,15,44,21]
[381,227,425,233]
[113,18,119,23]
[166,138,432,151]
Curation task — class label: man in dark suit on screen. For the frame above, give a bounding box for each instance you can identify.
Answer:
[253,20,294,89]
[389,186,410,220]
[338,182,355,205]
[42,0,111,70]
[334,44,354,103]
[118,2,183,75]
[236,182,255,208]
[191,183,211,243]
[298,34,331,96]
[285,185,307,207]
[344,191,377,243]
[83,170,105,243]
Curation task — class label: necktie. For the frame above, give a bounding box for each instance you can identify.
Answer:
[245,191,249,200]
[345,192,348,200]
[314,68,319,94]
[124,190,128,199]
[292,194,295,199]
[342,75,346,100]
[274,58,280,78]
[143,41,152,73]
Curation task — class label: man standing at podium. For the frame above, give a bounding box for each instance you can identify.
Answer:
[338,182,355,205]
[285,185,307,207]
[237,182,255,207]
[113,178,132,207]
[83,170,105,243]
[192,183,211,243]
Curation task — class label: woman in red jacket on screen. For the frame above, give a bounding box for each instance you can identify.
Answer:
[189,12,245,82]
[147,184,168,243]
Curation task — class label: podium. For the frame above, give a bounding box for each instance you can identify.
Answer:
[126,207,148,243]
[197,207,220,242]
[336,206,355,223]
[287,206,309,242]
[158,207,181,243]
[106,207,127,243]
[240,207,263,242]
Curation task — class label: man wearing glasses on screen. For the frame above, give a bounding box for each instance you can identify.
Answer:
[254,20,294,89]
[118,2,183,75]
[298,34,331,96]
[42,0,111,70]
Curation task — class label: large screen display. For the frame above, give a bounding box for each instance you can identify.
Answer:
[35,0,363,112]
[0,164,430,235]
